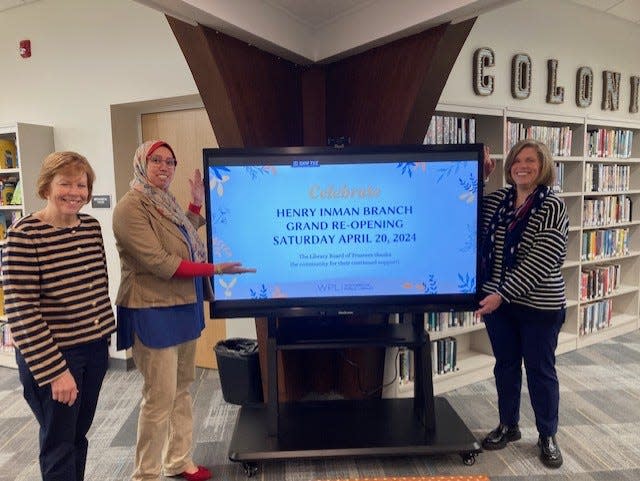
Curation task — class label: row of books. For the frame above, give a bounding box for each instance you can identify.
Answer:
[581,227,629,261]
[0,211,21,241]
[507,122,573,157]
[580,264,621,301]
[582,195,632,227]
[424,115,476,145]
[552,162,565,193]
[579,298,613,336]
[0,178,22,206]
[584,163,631,193]
[423,310,479,332]
[587,128,634,158]
[0,138,18,169]
[397,337,459,381]
[423,119,635,159]
[431,337,458,376]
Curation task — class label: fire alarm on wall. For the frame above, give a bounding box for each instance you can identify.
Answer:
[19,39,31,58]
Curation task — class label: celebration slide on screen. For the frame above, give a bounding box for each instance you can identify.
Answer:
[207,158,478,301]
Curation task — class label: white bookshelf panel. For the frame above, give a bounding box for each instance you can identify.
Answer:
[566,230,581,265]
[556,331,577,355]
[566,196,583,228]
[433,350,495,395]
[0,123,54,369]
[427,322,484,341]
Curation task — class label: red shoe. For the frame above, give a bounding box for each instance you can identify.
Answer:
[179,465,212,481]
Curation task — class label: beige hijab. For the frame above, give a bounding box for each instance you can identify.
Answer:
[130,140,206,262]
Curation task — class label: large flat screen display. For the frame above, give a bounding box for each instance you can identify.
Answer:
[204,144,483,318]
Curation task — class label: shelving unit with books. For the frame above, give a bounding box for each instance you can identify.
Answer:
[577,117,640,349]
[427,104,505,193]
[0,122,54,369]
[384,105,640,396]
[418,105,510,395]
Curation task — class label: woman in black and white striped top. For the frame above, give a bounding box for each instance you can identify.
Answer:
[476,140,568,469]
[1,151,115,481]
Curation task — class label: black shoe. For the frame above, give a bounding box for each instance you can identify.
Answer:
[538,435,563,468]
[481,424,521,450]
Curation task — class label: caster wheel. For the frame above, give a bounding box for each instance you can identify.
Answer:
[242,462,258,477]
[461,452,476,466]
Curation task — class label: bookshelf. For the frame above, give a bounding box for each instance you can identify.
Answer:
[0,122,55,369]
[384,104,640,396]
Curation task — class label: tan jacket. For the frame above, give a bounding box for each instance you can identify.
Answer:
[113,189,213,308]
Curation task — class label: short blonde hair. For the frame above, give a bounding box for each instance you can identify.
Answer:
[504,139,555,187]
[37,151,96,200]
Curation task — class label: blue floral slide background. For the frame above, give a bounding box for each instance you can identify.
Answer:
[207,158,478,301]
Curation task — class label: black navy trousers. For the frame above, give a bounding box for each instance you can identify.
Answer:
[483,303,564,437]
[16,338,109,481]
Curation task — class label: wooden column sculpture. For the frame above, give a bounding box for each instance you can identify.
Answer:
[168,16,475,402]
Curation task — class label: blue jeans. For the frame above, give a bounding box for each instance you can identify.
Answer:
[16,338,109,481]
[484,303,564,436]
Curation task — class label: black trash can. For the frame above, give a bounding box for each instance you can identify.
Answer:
[214,338,263,405]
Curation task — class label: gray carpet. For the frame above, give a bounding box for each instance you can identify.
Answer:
[0,330,639,480]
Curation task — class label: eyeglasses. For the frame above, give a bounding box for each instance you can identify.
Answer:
[148,156,177,168]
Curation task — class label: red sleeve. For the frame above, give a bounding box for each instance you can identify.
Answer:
[188,203,202,214]
[173,260,215,278]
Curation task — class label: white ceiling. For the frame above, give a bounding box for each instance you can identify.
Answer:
[263,0,379,30]
[570,0,640,23]
[265,0,640,27]
[0,0,38,11]
[132,0,519,63]
[3,0,640,61]
[132,0,640,62]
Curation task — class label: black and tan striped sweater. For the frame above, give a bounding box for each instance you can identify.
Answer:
[1,214,115,386]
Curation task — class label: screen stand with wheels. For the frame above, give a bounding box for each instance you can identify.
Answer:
[227,314,481,477]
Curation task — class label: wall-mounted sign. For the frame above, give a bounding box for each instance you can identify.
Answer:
[602,71,621,111]
[91,195,111,208]
[472,47,640,113]
[576,66,593,108]
[547,59,564,104]
[473,47,495,96]
[511,53,531,100]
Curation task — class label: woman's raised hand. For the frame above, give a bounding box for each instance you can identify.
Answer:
[189,168,205,207]
[483,145,496,181]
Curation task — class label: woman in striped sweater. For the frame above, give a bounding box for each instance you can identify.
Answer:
[2,151,116,481]
[476,139,568,468]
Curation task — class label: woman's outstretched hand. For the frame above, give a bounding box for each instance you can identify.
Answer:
[483,145,496,181]
[217,262,257,274]
[189,168,205,207]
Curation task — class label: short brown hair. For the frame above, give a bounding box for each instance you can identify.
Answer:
[504,139,555,187]
[37,151,96,200]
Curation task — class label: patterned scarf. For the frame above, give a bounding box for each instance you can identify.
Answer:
[480,184,550,284]
[130,140,207,262]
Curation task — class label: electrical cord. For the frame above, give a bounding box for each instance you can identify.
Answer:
[339,348,402,398]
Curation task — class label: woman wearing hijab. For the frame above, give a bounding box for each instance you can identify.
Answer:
[113,140,254,481]
[476,139,568,469]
